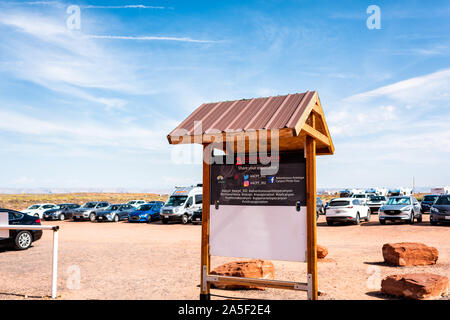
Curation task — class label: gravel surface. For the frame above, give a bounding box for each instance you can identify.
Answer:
[0,215,448,300]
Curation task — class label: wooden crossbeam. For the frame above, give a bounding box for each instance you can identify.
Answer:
[301,124,330,146]
[206,275,309,292]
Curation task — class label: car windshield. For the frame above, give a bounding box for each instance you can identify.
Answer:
[370,196,385,201]
[435,196,450,205]
[137,204,153,211]
[423,195,438,202]
[387,197,410,205]
[354,195,365,198]
[27,205,41,209]
[128,201,136,204]
[166,196,188,207]
[329,200,350,207]
[107,205,121,211]
[82,203,97,208]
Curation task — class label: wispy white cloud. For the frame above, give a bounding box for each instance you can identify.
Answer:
[0,109,172,152]
[13,2,168,9]
[83,5,167,9]
[86,34,217,43]
[344,68,450,105]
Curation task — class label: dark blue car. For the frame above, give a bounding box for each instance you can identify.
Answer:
[128,202,163,223]
[0,208,43,250]
[420,195,439,213]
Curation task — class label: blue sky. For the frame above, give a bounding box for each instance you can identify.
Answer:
[0,0,449,192]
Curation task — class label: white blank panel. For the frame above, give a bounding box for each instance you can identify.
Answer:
[210,205,307,262]
[0,212,9,238]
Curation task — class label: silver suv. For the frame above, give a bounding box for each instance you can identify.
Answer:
[72,202,110,221]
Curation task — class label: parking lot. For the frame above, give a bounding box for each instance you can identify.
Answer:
[0,214,448,300]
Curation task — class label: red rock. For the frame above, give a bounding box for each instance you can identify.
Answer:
[382,242,438,266]
[317,245,328,259]
[210,260,275,290]
[381,273,449,300]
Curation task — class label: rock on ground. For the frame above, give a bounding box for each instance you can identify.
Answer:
[210,260,275,290]
[317,245,328,259]
[381,273,449,300]
[382,242,438,266]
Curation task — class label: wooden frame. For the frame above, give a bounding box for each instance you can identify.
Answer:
[167,91,333,301]
[199,140,319,300]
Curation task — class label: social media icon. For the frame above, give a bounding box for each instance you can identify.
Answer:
[244,174,249,180]
[243,181,250,187]
[268,176,275,183]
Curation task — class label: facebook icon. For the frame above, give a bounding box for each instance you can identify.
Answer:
[268,176,275,184]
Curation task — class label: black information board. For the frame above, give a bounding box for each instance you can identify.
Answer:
[210,152,306,206]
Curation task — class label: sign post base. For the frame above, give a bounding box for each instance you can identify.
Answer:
[200,293,211,300]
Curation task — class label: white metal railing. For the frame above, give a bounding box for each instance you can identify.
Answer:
[0,224,60,299]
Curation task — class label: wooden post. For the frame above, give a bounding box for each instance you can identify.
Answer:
[306,135,318,300]
[200,144,211,300]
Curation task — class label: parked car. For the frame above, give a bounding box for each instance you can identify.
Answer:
[316,197,325,217]
[43,203,80,221]
[339,189,352,198]
[0,209,43,250]
[126,200,147,208]
[420,194,439,214]
[351,194,370,205]
[378,196,421,225]
[93,204,134,222]
[161,186,202,224]
[128,202,163,223]
[366,195,387,214]
[430,195,450,225]
[22,203,57,219]
[191,208,202,225]
[325,198,371,225]
[72,202,110,221]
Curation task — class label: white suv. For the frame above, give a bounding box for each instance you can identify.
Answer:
[351,193,370,205]
[326,198,371,226]
[22,203,57,219]
[126,200,146,208]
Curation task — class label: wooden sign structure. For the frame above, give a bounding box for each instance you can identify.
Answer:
[168,91,334,300]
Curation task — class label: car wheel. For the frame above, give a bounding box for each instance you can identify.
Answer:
[430,220,438,226]
[182,214,189,224]
[162,219,168,224]
[417,214,422,223]
[326,220,334,226]
[354,213,360,225]
[409,211,415,224]
[14,231,33,250]
[147,215,152,223]
[380,219,386,225]
[365,210,371,222]
[89,213,96,222]
[59,213,65,221]
[113,214,119,222]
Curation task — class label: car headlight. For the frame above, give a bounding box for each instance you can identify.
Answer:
[400,206,410,212]
[430,207,439,213]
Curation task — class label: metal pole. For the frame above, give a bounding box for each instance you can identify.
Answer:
[51,229,59,299]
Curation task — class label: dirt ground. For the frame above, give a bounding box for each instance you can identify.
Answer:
[0,214,448,300]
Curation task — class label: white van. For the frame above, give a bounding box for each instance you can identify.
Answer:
[161,185,202,224]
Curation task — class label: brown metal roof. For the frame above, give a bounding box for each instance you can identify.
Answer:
[169,91,316,136]
[167,90,334,155]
